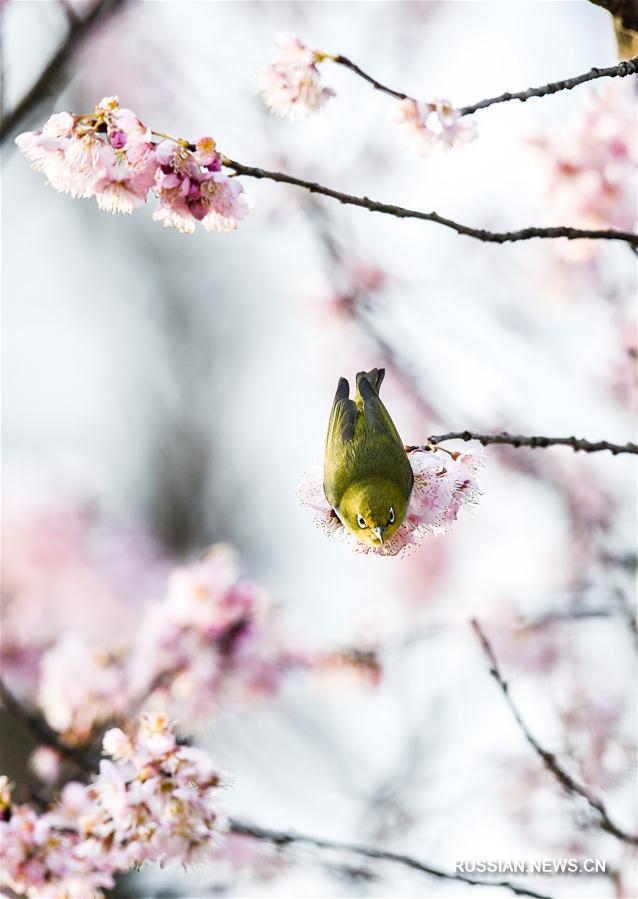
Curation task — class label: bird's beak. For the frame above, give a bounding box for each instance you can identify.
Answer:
[372,526,386,544]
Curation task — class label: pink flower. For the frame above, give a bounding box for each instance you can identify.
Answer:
[16,98,251,232]
[153,139,249,233]
[128,546,299,726]
[0,718,227,897]
[297,447,485,557]
[530,84,636,262]
[38,636,129,742]
[392,97,477,155]
[102,728,133,761]
[259,33,335,120]
[28,746,62,785]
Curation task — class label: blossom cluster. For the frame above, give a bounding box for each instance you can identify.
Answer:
[531,85,637,260]
[35,545,305,743]
[259,35,476,154]
[258,33,335,120]
[0,714,227,898]
[1,501,168,698]
[298,447,485,557]
[16,97,249,233]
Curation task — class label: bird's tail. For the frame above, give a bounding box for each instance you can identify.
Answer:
[355,368,385,398]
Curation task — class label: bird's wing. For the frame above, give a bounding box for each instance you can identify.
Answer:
[323,377,358,508]
[356,373,403,444]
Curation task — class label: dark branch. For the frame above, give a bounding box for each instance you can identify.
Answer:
[471,619,638,846]
[420,431,638,455]
[459,57,638,115]
[0,0,125,145]
[229,820,554,898]
[333,52,638,117]
[334,55,409,101]
[222,159,638,247]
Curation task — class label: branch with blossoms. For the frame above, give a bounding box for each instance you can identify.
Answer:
[471,619,638,847]
[258,33,637,152]
[0,686,554,899]
[15,95,638,245]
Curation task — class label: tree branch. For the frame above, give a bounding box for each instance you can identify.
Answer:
[229,820,554,899]
[458,57,638,115]
[419,431,638,455]
[222,158,638,246]
[471,619,638,846]
[332,53,638,116]
[0,0,125,145]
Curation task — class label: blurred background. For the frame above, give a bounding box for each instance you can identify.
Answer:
[2,1,637,897]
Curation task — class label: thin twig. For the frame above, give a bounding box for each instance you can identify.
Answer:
[334,55,409,101]
[222,158,638,247]
[471,619,638,846]
[229,820,554,899]
[0,0,124,145]
[333,53,638,116]
[419,431,638,455]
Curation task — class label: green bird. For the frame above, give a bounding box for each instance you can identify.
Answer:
[323,368,414,547]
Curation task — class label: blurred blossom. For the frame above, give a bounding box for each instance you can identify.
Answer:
[0,716,227,897]
[258,33,335,119]
[16,540,364,745]
[559,691,634,791]
[530,84,637,262]
[129,545,306,727]
[487,601,569,674]
[15,98,250,233]
[298,447,485,556]
[1,500,167,695]
[39,638,130,743]
[28,747,62,787]
[392,98,477,155]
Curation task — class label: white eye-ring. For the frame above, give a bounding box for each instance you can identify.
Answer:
[357,514,367,529]
[388,507,395,524]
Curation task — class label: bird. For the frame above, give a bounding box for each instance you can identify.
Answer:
[323,368,414,547]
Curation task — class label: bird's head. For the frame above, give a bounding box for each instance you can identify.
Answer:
[339,479,409,547]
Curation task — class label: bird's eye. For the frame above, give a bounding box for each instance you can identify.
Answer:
[357,514,367,529]
[388,507,395,524]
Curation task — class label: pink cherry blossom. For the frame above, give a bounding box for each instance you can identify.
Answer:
[259,33,335,120]
[297,447,485,557]
[392,98,477,155]
[38,636,129,742]
[15,99,251,233]
[29,746,62,785]
[0,717,227,897]
[129,546,304,725]
[530,84,637,261]
[153,139,249,233]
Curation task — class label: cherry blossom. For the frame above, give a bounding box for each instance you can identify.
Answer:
[0,716,227,898]
[128,545,304,726]
[530,84,637,261]
[16,99,250,233]
[258,33,335,119]
[153,138,249,233]
[298,447,485,557]
[392,98,477,155]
